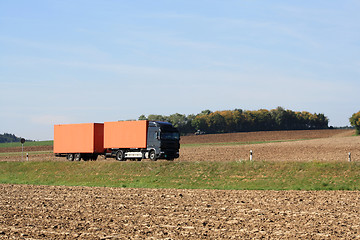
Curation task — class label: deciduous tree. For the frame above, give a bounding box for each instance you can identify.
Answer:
[350,111,360,135]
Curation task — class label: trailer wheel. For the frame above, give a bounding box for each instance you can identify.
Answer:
[116,150,125,161]
[67,153,74,161]
[74,153,81,161]
[91,154,98,161]
[149,150,157,161]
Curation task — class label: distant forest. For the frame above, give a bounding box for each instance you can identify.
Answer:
[139,107,329,135]
[0,133,33,143]
[0,133,22,143]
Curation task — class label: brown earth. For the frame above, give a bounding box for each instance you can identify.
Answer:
[1,130,360,239]
[1,184,360,239]
[179,134,360,162]
[0,145,52,153]
[180,129,354,144]
[0,129,358,162]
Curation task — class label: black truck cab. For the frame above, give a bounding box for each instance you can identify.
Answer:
[146,121,180,160]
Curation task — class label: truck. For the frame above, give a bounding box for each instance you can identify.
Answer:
[54,120,180,161]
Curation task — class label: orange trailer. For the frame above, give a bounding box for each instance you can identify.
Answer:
[54,123,104,161]
[104,120,148,149]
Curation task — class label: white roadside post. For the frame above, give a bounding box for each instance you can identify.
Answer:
[250,150,253,161]
[348,152,351,162]
[26,153,29,161]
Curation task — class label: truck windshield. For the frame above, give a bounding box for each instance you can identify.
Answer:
[161,132,180,140]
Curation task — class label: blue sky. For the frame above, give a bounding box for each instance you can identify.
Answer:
[1,0,359,140]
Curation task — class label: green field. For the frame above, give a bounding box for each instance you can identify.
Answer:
[0,140,53,148]
[1,161,359,190]
[0,151,52,156]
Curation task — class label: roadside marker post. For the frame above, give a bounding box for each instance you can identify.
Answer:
[348,152,351,162]
[20,138,25,161]
[250,150,253,161]
[26,153,29,161]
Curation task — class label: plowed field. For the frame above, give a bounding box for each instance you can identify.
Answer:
[1,184,360,239]
[2,129,360,239]
[181,129,354,144]
[180,133,360,162]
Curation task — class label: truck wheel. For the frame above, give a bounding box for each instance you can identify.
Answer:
[67,153,74,161]
[116,150,125,161]
[149,150,157,161]
[91,154,98,161]
[74,153,81,161]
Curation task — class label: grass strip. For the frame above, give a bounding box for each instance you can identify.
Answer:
[1,161,359,190]
[0,140,53,148]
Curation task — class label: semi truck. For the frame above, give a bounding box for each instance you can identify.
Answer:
[54,120,180,161]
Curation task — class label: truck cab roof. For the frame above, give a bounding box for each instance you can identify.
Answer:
[149,121,179,132]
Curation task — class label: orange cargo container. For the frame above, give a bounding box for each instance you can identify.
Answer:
[104,120,148,149]
[54,123,104,154]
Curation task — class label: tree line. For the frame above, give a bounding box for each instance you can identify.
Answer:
[139,107,329,135]
[0,133,22,143]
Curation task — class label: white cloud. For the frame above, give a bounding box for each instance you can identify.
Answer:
[30,115,75,126]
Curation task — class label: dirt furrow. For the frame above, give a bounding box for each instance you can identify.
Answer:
[1,184,360,239]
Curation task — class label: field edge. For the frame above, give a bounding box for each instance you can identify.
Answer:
[1,161,359,191]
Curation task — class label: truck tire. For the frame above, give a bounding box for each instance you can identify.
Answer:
[74,153,81,161]
[149,150,157,161]
[67,153,74,161]
[116,150,125,161]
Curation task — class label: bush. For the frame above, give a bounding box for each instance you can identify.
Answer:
[350,111,360,135]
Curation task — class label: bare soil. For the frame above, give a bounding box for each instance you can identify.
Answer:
[2,130,360,239]
[1,184,360,239]
[180,129,354,144]
[179,134,360,162]
[0,145,52,153]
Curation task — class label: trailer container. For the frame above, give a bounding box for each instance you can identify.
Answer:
[104,120,148,149]
[54,123,104,161]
